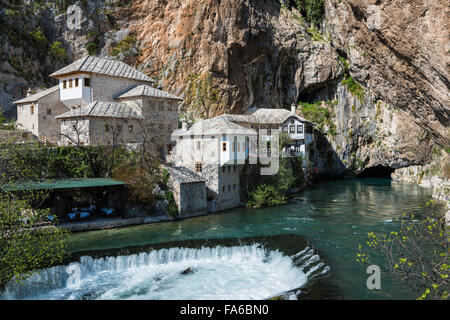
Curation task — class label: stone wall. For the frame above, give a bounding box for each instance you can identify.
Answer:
[16,102,39,137]
[16,89,68,142]
[37,91,69,142]
[217,164,243,211]
[91,74,149,102]
[172,181,207,218]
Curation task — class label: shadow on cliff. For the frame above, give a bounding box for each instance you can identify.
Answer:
[308,130,347,180]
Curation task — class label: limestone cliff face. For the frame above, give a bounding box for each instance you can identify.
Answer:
[128,0,341,116]
[0,0,448,178]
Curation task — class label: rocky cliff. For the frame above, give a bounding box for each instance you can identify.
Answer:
[0,0,448,181]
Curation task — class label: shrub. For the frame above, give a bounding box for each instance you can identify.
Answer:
[293,0,325,28]
[29,28,49,52]
[85,41,99,56]
[342,76,366,102]
[247,184,286,208]
[109,35,137,57]
[357,201,449,300]
[50,41,67,61]
[298,101,336,134]
[164,190,178,217]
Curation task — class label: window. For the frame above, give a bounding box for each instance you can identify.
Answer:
[75,78,79,87]
[222,186,226,192]
[105,124,110,132]
[30,105,34,115]
[228,166,231,172]
[222,167,226,173]
[196,141,201,150]
[228,185,231,191]
[297,125,304,134]
[234,166,236,172]
[117,125,122,132]
[222,142,227,152]
[237,142,240,152]
[282,125,288,132]
[46,109,52,115]
[195,163,202,172]
[69,79,73,88]
[84,78,90,87]
[289,125,295,133]
[128,125,133,133]
[167,144,173,154]
[233,185,236,191]
[63,80,67,89]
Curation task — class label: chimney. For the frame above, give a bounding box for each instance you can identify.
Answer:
[291,103,296,114]
[26,88,33,97]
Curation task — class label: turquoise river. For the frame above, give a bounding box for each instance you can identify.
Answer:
[2,178,441,300]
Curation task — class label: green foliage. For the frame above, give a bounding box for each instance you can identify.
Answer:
[306,27,326,42]
[184,73,221,119]
[0,144,110,180]
[292,0,325,28]
[112,150,161,206]
[164,190,178,217]
[50,41,67,61]
[0,144,69,290]
[162,169,170,187]
[342,76,366,103]
[245,157,305,209]
[85,41,99,56]
[29,28,49,52]
[338,56,350,76]
[0,109,7,124]
[298,101,336,135]
[357,201,449,300]
[247,184,286,208]
[109,35,137,57]
[444,147,450,154]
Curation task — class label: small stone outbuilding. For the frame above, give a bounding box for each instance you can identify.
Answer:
[164,166,207,218]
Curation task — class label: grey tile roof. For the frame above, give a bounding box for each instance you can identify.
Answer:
[163,166,206,184]
[13,85,59,104]
[243,108,311,124]
[116,85,183,101]
[172,115,257,137]
[55,101,144,120]
[50,56,154,83]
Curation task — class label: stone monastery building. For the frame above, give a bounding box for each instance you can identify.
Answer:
[14,56,315,215]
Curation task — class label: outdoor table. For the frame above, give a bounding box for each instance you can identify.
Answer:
[80,211,90,219]
[67,212,77,220]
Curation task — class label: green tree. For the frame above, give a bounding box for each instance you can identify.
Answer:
[50,41,68,61]
[357,200,449,300]
[0,144,69,291]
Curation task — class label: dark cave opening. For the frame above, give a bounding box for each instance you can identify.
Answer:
[358,165,395,178]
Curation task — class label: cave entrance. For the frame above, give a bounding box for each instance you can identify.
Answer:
[358,165,395,178]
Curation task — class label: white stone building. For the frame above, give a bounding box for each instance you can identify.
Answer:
[15,56,182,156]
[169,107,315,212]
[171,115,258,212]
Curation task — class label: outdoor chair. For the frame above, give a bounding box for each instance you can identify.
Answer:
[101,208,114,216]
[67,212,77,220]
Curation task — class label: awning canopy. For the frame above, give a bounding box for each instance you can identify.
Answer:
[3,178,125,191]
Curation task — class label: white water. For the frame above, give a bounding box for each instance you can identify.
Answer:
[1,244,329,300]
